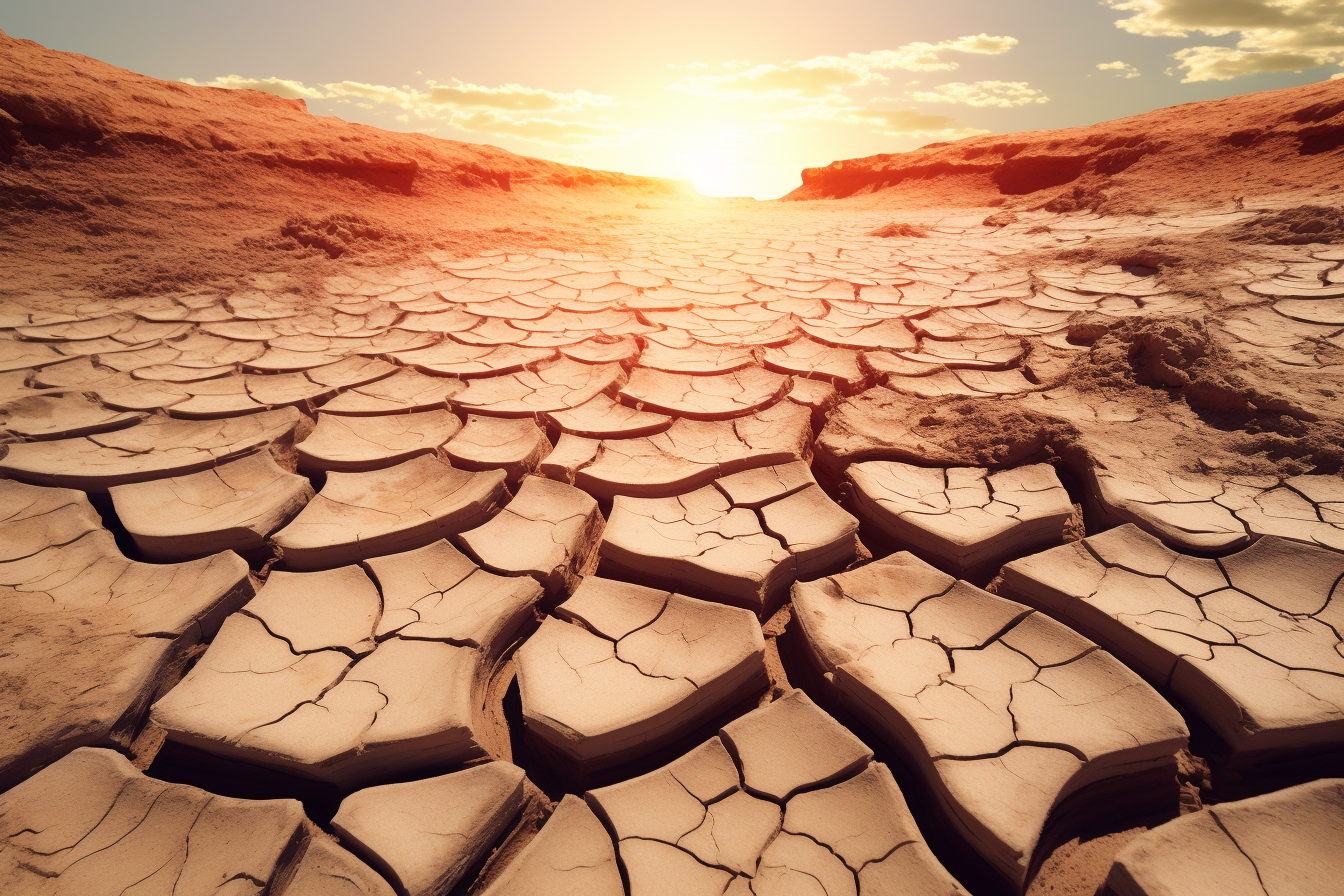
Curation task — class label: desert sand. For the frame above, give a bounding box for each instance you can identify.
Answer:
[2,25,1344,896]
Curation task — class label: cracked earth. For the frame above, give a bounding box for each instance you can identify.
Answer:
[5,37,1344,893]
[5,203,1343,896]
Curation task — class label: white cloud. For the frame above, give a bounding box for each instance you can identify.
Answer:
[666,34,1019,100]
[1107,0,1344,82]
[180,75,325,101]
[181,73,623,146]
[1097,60,1142,77]
[773,103,989,138]
[420,79,611,112]
[908,80,1050,108]
[445,112,628,144]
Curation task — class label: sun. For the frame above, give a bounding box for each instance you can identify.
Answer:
[682,145,757,198]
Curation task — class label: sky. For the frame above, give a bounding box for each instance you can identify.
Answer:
[4,1,1343,198]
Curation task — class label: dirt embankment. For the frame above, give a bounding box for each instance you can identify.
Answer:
[0,29,692,298]
[786,79,1344,214]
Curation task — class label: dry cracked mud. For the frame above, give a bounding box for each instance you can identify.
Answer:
[4,43,1344,896]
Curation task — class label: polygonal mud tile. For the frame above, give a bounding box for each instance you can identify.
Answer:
[320,368,464,415]
[1091,472,1255,552]
[637,341,756,375]
[109,451,313,560]
[0,406,302,491]
[585,690,969,896]
[331,762,527,896]
[478,795,623,896]
[574,399,813,500]
[539,433,601,485]
[548,392,672,439]
[0,392,144,440]
[153,553,539,787]
[516,577,767,775]
[284,836,397,896]
[454,358,624,416]
[459,475,603,598]
[599,461,856,614]
[1092,470,1344,554]
[619,366,790,421]
[1106,778,1344,896]
[445,415,551,487]
[599,484,794,614]
[0,748,313,896]
[392,341,555,377]
[791,552,1189,891]
[847,460,1074,574]
[296,409,462,474]
[761,337,866,390]
[0,480,252,791]
[1003,525,1344,765]
[272,455,507,570]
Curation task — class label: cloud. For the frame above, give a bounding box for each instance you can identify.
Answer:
[180,75,326,101]
[667,34,1019,100]
[180,73,623,146]
[1107,0,1344,82]
[1097,60,1142,78]
[420,79,611,112]
[445,111,627,144]
[774,103,989,138]
[908,80,1050,108]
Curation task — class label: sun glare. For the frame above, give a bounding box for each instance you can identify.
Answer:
[683,146,757,198]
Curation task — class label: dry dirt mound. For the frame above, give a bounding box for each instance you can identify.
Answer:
[786,79,1344,214]
[0,30,690,298]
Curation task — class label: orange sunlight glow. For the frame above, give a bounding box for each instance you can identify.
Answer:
[682,145,758,198]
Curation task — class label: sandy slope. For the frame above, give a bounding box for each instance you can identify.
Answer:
[786,78,1344,214]
[0,28,689,299]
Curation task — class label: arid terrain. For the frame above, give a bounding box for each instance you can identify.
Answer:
[2,26,1343,896]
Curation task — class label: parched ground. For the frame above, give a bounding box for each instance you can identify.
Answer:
[3,28,1344,896]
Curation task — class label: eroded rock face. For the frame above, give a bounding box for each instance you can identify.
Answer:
[331,762,528,896]
[1003,525,1344,762]
[598,461,858,614]
[0,747,314,896]
[1106,778,1344,896]
[152,544,540,787]
[516,577,768,775]
[847,460,1073,574]
[0,480,253,791]
[791,552,1189,891]
[585,689,969,895]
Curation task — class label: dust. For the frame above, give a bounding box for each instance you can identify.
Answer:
[1074,316,1344,474]
[267,212,394,259]
[1222,204,1344,245]
[868,222,928,238]
[1038,233,1274,298]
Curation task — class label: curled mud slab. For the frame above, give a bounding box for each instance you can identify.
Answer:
[791,552,1189,891]
[1003,525,1344,768]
